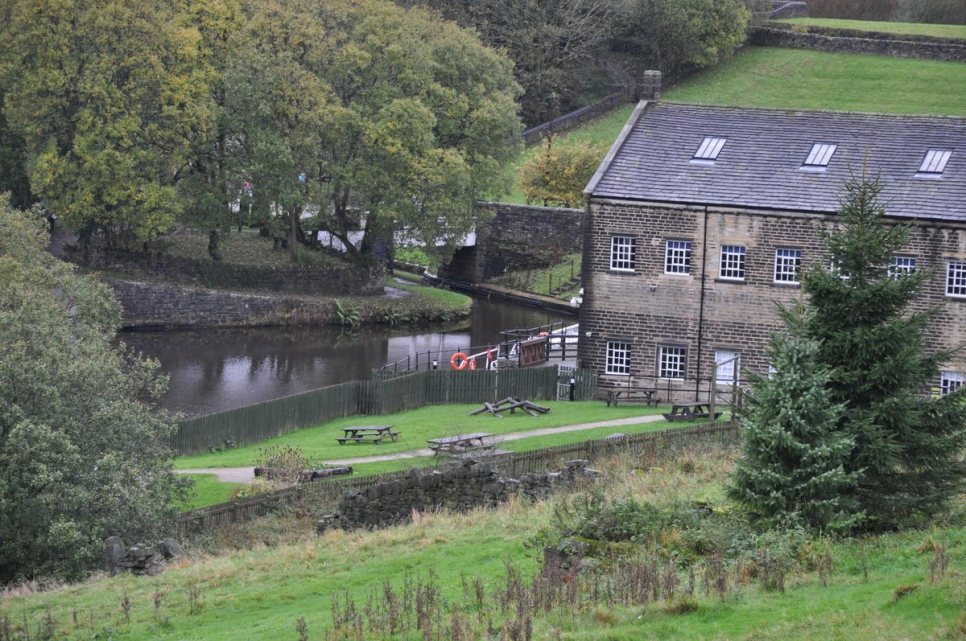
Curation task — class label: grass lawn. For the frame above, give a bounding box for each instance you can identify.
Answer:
[776,17,966,39]
[664,46,966,116]
[174,401,669,470]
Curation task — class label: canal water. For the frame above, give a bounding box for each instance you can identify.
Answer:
[120,298,573,417]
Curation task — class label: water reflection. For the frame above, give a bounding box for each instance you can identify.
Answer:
[120,299,572,417]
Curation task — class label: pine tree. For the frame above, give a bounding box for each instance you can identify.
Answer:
[728,302,861,532]
[802,171,966,529]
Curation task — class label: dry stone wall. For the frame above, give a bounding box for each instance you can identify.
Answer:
[750,24,966,62]
[317,459,597,532]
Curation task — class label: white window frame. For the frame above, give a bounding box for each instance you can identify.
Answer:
[774,248,802,284]
[715,349,740,384]
[659,346,686,379]
[889,255,916,278]
[610,235,637,272]
[719,245,746,280]
[946,261,966,297]
[605,341,631,375]
[941,371,964,396]
[665,240,692,275]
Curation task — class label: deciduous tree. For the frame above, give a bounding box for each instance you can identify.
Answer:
[519,137,607,208]
[0,200,187,582]
[612,0,750,80]
[0,0,213,248]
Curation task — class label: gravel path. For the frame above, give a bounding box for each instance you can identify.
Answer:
[177,414,669,484]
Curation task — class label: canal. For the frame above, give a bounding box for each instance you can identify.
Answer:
[120,298,574,417]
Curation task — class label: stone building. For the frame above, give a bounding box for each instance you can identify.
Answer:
[578,100,966,401]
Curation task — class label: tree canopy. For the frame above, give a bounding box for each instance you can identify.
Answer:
[0,0,523,265]
[0,199,186,582]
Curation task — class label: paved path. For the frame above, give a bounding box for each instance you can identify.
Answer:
[177,414,669,483]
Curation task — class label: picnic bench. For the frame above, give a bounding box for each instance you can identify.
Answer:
[426,433,494,455]
[598,386,659,407]
[662,403,723,422]
[335,425,399,444]
[468,396,551,418]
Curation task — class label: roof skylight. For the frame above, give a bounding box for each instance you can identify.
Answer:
[692,137,726,163]
[917,149,951,176]
[802,143,837,169]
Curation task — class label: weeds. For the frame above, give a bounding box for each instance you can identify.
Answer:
[333,300,361,328]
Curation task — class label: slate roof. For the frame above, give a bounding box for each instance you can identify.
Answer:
[586,102,966,221]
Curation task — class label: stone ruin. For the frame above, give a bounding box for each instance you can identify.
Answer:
[105,536,184,577]
[317,458,598,533]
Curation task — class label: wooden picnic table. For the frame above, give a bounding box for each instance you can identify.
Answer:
[426,432,494,455]
[598,386,659,407]
[336,425,399,445]
[662,404,723,422]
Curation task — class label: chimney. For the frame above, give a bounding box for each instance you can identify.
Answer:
[639,71,662,101]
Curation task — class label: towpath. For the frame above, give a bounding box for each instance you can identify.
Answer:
[178,414,669,483]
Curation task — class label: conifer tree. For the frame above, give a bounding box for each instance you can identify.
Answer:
[803,172,966,529]
[728,303,861,532]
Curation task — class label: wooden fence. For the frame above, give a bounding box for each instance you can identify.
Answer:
[172,365,599,456]
[176,421,739,535]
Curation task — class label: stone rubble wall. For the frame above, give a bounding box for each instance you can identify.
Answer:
[317,459,596,533]
[105,536,184,577]
[750,24,966,62]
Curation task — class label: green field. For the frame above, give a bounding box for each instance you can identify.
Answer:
[777,17,966,39]
[500,45,966,205]
[664,46,966,115]
[8,442,966,640]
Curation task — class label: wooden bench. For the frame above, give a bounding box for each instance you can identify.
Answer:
[662,404,723,422]
[336,425,398,444]
[597,387,659,407]
[427,433,494,455]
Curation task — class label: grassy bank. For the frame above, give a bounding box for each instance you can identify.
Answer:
[6,442,966,640]
[776,18,966,39]
[664,46,966,115]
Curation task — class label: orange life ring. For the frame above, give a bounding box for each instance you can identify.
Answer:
[538,331,549,336]
[450,352,469,370]
[468,359,477,370]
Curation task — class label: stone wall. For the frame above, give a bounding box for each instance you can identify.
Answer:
[578,202,966,399]
[750,24,966,62]
[440,203,584,283]
[521,72,661,147]
[108,279,332,329]
[66,245,384,296]
[317,459,596,532]
[105,536,184,577]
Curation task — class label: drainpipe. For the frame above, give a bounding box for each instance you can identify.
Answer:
[695,206,709,402]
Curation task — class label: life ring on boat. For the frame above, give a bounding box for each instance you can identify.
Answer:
[468,359,477,370]
[450,352,469,370]
[538,332,549,336]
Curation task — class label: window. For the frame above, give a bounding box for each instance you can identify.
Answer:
[715,349,740,384]
[889,256,916,277]
[659,346,686,379]
[918,149,951,177]
[802,143,837,170]
[774,248,802,284]
[941,371,963,396]
[719,245,746,280]
[610,236,637,271]
[692,137,727,163]
[665,240,692,274]
[606,341,631,375]
[946,261,966,297]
